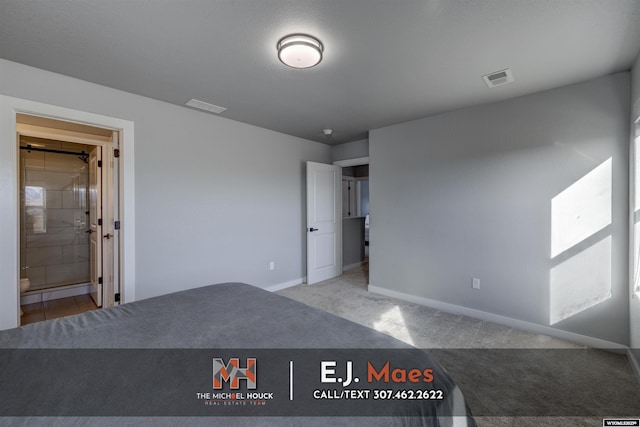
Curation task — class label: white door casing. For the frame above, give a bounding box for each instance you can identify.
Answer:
[109,132,120,305]
[100,134,117,307]
[89,146,103,307]
[306,161,342,284]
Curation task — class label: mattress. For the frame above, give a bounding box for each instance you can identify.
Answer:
[0,282,476,426]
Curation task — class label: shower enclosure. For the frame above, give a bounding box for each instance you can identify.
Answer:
[20,136,92,292]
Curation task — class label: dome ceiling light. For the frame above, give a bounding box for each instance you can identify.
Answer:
[277,34,323,69]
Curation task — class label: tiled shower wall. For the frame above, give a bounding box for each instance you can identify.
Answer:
[20,137,91,291]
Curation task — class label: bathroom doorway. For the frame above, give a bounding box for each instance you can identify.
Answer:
[17,114,118,324]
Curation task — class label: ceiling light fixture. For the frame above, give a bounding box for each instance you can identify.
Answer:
[277,34,323,69]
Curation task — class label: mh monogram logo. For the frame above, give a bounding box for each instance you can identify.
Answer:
[213,358,257,390]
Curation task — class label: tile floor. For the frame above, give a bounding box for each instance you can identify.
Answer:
[21,294,98,326]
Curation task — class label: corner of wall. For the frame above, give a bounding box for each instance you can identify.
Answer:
[628,348,640,385]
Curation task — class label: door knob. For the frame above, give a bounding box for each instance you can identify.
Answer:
[309,228,319,232]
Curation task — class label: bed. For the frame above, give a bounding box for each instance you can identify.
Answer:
[0,282,476,426]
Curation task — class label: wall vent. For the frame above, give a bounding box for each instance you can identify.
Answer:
[185,98,227,114]
[482,68,514,88]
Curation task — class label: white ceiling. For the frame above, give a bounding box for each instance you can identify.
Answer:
[1,0,640,145]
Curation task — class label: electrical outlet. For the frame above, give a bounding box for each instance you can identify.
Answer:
[472,277,480,290]
[269,261,275,271]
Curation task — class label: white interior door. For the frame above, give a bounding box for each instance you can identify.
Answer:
[89,146,103,307]
[306,161,342,284]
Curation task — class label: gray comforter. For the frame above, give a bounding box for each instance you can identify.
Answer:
[0,282,476,426]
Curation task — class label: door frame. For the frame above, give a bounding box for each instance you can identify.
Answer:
[333,157,369,168]
[18,127,112,307]
[88,145,105,307]
[334,156,370,276]
[0,95,136,330]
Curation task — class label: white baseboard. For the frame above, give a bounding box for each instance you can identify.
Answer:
[22,283,91,304]
[368,284,627,351]
[343,261,365,272]
[265,277,304,292]
[628,348,640,385]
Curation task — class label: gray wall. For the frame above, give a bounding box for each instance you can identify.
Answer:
[343,217,365,268]
[370,72,630,345]
[633,52,640,120]
[332,138,369,162]
[0,59,330,300]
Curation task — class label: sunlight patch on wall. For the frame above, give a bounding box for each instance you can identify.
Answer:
[372,306,415,346]
[549,157,613,325]
[550,236,611,325]
[551,159,612,258]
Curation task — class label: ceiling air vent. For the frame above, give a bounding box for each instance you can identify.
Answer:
[482,68,514,88]
[185,98,227,114]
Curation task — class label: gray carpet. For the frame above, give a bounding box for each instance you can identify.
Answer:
[277,265,640,426]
